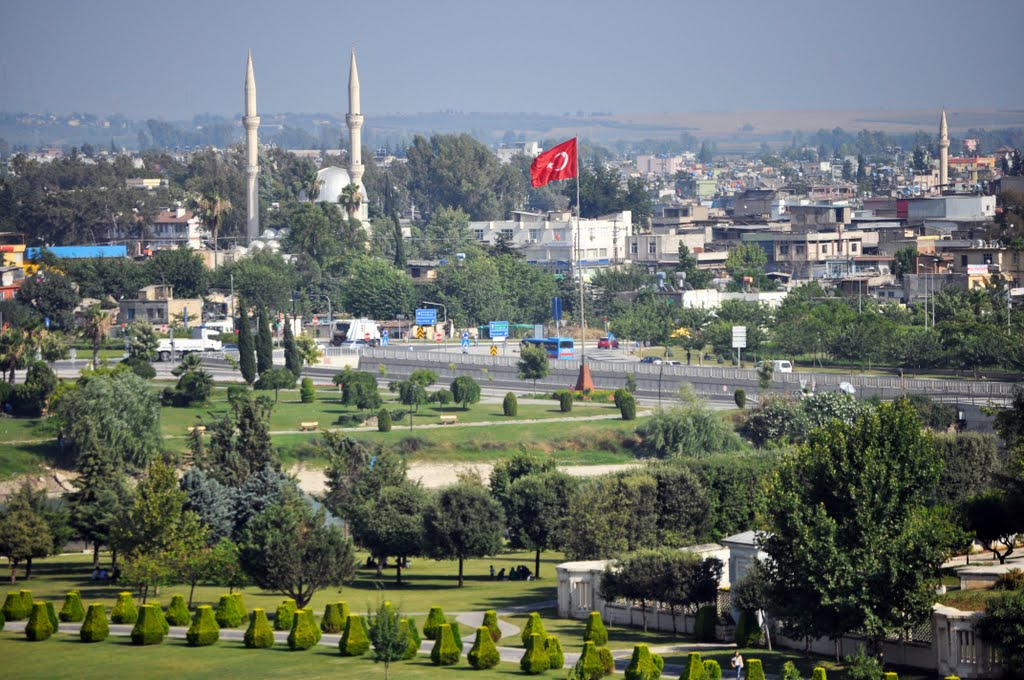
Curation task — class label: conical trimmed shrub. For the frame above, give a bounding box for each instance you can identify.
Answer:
[625,644,660,680]
[44,601,59,631]
[653,653,664,673]
[25,602,54,641]
[2,592,29,621]
[482,609,501,641]
[583,610,608,646]
[150,602,169,634]
[503,392,518,416]
[884,674,899,680]
[747,660,766,680]
[244,608,275,649]
[399,618,418,659]
[598,646,614,675]
[233,592,248,621]
[468,626,500,669]
[571,641,606,680]
[287,607,317,650]
[545,635,565,671]
[812,670,828,680]
[274,598,297,631]
[449,618,462,649]
[520,632,551,674]
[684,652,707,680]
[19,590,33,613]
[165,595,191,626]
[705,660,722,680]
[521,611,547,647]
[304,609,322,643]
[130,604,165,645]
[110,592,138,624]
[406,616,422,648]
[339,614,370,656]
[79,603,109,643]
[424,606,446,640]
[430,623,461,666]
[186,605,220,647]
[694,605,717,642]
[215,593,243,628]
[0,606,4,631]
[321,602,346,633]
[59,591,85,623]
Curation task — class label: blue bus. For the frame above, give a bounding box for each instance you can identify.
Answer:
[520,337,575,360]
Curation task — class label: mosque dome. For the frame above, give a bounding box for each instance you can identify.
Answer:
[315,166,367,204]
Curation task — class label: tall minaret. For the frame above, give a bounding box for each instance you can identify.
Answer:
[346,48,364,190]
[243,50,260,243]
[939,109,949,191]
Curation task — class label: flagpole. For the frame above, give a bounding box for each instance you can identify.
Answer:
[575,135,586,367]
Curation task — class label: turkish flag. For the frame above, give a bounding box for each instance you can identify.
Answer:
[530,138,577,187]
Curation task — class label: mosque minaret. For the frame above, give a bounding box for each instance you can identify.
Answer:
[243,50,260,242]
[346,48,365,191]
[939,110,949,191]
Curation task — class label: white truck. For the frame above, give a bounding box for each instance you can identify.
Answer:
[330,319,381,347]
[157,327,223,361]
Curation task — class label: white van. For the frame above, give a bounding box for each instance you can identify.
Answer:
[771,360,793,373]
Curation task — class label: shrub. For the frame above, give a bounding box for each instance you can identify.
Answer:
[468,625,501,669]
[652,654,664,673]
[424,606,446,640]
[406,615,422,649]
[620,394,637,420]
[521,611,547,647]
[557,390,574,412]
[45,601,59,631]
[583,610,608,646]
[321,602,346,633]
[19,590,33,613]
[215,593,243,628]
[339,614,370,656]
[186,605,220,647]
[503,392,519,417]
[150,602,169,634]
[25,602,54,641]
[684,652,707,680]
[572,641,606,680]
[244,608,275,648]
[130,604,165,645]
[399,619,418,659]
[300,377,315,403]
[304,609,322,643]
[233,592,248,621]
[884,674,899,680]
[747,659,766,680]
[378,408,392,432]
[694,605,717,642]
[286,606,317,650]
[734,388,746,409]
[430,623,461,666]
[625,644,661,680]
[598,646,615,675]
[520,632,551,674]
[2,592,28,620]
[274,598,297,631]
[546,635,565,670]
[994,568,1024,590]
[734,610,761,646]
[781,661,802,680]
[79,603,109,643]
[110,592,138,624]
[0,606,4,631]
[448,618,462,649]
[59,591,85,623]
[614,388,628,408]
[812,669,828,680]
[165,594,191,626]
[482,609,501,641]
[843,647,882,680]
[705,660,722,680]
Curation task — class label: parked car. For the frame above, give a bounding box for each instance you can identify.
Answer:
[638,356,660,364]
[597,336,619,349]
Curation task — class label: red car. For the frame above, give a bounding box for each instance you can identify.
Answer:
[597,337,619,349]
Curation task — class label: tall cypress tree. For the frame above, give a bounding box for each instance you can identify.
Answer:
[283,321,302,378]
[256,306,273,375]
[237,300,257,385]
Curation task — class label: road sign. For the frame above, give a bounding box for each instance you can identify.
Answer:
[364,332,371,342]
[731,325,747,349]
[552,297,562,322]
[435,332,443,343]
[461,335,471,348]
[381,329,389,346]
[462,331,470,341]
[416,327,425,339]
[312,316,319,326]
[489,320,509,339]
[489,345,498,356]
[415,308,437,326]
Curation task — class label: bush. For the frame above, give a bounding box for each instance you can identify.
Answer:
[406,616,422,649]
[429,623,461,666]
[215,593,243,628]
[520,632,551,674]
[705,660,722,680]
[448,618,462,649]
[399,618,418,659]
[304,609,322,643]
[843,647,882,680]
[2,592,28,621]
[431,388,453,405]
[274,598,297,631]
[620,393,637,420]
[0,606,4,631]
[79,603,109,642]
[482,609,501,641]
[19,590,33,614]
[583,610,608,646]
[521,611,547,647]
[812,669,828,680]
[781,661,802,680]
[572,641,607,680]
[110,592,138,624]
[625,644,661,680]
[244,608,275,648]
[747,660,766,680]
[286,606,317,650]
[321,602,346,633]
[503,392,519,417]
[186,605,220,647]
[468,625,501,669]
[339,614,370,656]
[377,407,392,432]
[546,635,565,670]
[734,388,746,409]
[684,652,707,680]
[165,594,191,626]
[694,605,717,642]
[652,654,664,673]
[734,610,761,646]
[450,376,481,409]
[883,674,898,680]
[25,602,54,641]
[59,591,85,623]
[424,606,446,640]
[598,646,615,675]
[994,568,1024,591]
[233,592,247,621]
[45,601,59,632]
[130,604,165,645]
[614,388,628,408]
[300,377,315,403]
[637,404,742,458]
[557,390,574,412]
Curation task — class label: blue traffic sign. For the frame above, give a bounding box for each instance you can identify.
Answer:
[489,321,509,339]
[381,329,389,346]
[415,308,437,326]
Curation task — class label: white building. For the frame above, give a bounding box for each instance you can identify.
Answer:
[496,141,541,164]
[149,208,207,250]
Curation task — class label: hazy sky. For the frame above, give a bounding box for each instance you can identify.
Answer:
[2,0,1022,119]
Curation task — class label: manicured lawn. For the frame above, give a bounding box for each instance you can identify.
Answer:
[502,607,685,651]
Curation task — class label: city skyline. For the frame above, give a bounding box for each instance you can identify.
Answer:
[2,0,1023,120]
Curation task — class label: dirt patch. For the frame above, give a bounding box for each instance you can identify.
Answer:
[0,469,76,498]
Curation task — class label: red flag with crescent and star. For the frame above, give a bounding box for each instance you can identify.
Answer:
[530,138,577,187]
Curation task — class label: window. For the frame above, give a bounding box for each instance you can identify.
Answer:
[573,581,593,611]
[529,229,540,241]
[631,242,638,255]
[474,229,484,241]
[501,229,513,240]
[795,244,805,255]
[983,254,993,265]
[961,255,968,266]
[648,242,657,254]
[851,243,858,253]
[778,245,789,255]
[599,248,607,257]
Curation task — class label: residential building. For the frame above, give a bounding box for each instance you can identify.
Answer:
[149,208,207,250]
[0,266,25,302]
[117,285,202,328]
[496,141,541,164]
[944,242,1023,288]
[788,204,853,232]
[636,154,691,177]
[742,229,875,280]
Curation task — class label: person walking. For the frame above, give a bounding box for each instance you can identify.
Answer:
[731,651,744,680]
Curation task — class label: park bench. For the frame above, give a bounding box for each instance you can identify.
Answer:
[187,426,207,434]
[299,421,319,432]
[439,415,458,426]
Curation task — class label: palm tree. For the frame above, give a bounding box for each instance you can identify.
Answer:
[0,329,28,384]
[192,193,232,268]
[340,183,362,221]
[81,305,113,369]
[303,169,321,202]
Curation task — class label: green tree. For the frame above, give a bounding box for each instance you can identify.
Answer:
[517,345,550,391]
[724,242,769,287]
[425,480,505,587]
[282,202,339,265]
[368,600,409,680]
[677,244,712,289]
[255,306,273,375]
[0,493,53,582]
[283,321,302,378]
[236,301,257,384]
[148,247,210,299]
[891,246,919,281]
[343,256,414,320]
[350,481,428,585]
[450,376,481,410]
[976,589,1024,668]
[506,471,577,578]
[80,304,114,370]
[67,439,133,568]
[192,192,232,268]
[17,268,80,332]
